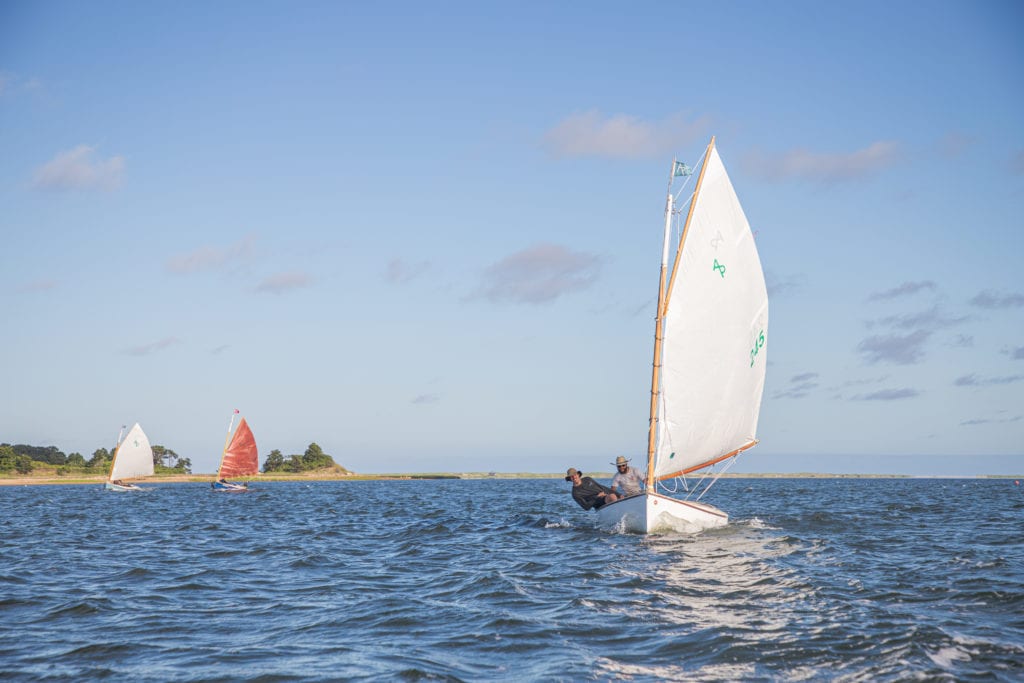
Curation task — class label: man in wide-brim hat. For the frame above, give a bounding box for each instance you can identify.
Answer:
[610,455,645,498]
[565,467,619,510]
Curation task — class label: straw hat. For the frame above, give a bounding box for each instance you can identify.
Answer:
[612,456,630,466]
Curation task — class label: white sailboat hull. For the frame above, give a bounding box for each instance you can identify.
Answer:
[595,491,728,534]
[105,482,144,492]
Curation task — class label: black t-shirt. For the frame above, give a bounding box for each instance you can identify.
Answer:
[572,476,613,510]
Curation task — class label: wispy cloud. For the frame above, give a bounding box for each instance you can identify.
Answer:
[772,372,819,399]
[1007,345,1024,360]
[851,388,919,401]
[411,393,440,405]
[1011,150,1024,175]
[476,243,601,305]
[32,145,125,192]
[969,290,1024,310]
[385,258,430,285]
[0,71,42,97]
[953,373,1024,387]
[866,306,969,331]
[744,141,901,183]
[256,271,313,294]
[765,271,804,298]
[166,236,255,274]
[961,414,1022,426]
[937,131,975,159]
[947,334,973,348]
[543,110,706,160]
[17,280,57,293]
[122,337,181,356]
[857,329,931,365]
[211,345,230,355]
[867,281,936,302]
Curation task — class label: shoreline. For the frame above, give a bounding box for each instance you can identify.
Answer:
[0,472,1019,486]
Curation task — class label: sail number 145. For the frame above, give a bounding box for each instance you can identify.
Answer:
[750,330,765,367]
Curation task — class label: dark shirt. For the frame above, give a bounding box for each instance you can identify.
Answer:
[572,476,614,510]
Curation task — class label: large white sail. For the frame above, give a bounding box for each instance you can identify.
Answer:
[108,423,154,481]
[653,146,768,480]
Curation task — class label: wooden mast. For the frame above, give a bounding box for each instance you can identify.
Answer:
[645,137,716,489]
[107,424,126,484]
[217,411,236,480]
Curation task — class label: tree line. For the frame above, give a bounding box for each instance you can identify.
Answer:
[262,442,348,473]
[0,443,192,475]
[0,441,347,475]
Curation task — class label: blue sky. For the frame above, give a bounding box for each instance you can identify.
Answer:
[2,1,1022,476]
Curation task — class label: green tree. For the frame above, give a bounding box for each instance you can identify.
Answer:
[152,445,178,468]
[88,448,111,469]
[301,442,335,470]
[14,454,33,474]
[0,445,18,472]
[176,457,192,474]
[262,449,285,472]
[12,444,66,465]
[66,452,86,467]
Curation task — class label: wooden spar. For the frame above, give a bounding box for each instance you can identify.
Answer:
[653,439,758,482]
[646,137,716,488]
[645,161,676,489]
[217,412,236,480]
[663,136,715,315]
[106,424,126,483]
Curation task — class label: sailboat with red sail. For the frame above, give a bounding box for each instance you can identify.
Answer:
[212,410,259,492]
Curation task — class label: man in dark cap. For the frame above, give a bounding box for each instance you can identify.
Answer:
[565,467,619,510]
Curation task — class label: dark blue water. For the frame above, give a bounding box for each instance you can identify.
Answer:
[1,478,1021,681]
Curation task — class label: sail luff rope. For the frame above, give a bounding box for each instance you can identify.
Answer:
[650,138,715,484]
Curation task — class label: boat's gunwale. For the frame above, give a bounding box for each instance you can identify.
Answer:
[600,490,727,518]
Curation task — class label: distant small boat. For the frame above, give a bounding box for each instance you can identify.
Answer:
[212,411,258,492]
[597,138,769,533]
[105,423,154,491]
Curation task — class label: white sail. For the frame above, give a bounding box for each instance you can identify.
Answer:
[653,146,768,480]
[108,423,154,481]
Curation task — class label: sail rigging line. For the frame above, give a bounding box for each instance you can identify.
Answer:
[694,454,740,503]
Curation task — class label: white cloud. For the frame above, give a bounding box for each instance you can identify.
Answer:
[122,337,181,356]
[166,236,255,274]
[385,258,430,284]
[543,111,706,159]
[744,141,901,183]
[857,329,931,365]
[17,280,57,293]
[851,388,919,401]
[477,243,601,305]
[969,290,1024,310]
[867,281,936,302]
[954,373,1024,387]
[32,145,125,191]
[1011,150,1024,175]
[256,271,313,294]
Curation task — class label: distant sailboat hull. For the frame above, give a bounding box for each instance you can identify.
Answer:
[212,480,249,492]
[596,491,728,534]
[104,482,145,492]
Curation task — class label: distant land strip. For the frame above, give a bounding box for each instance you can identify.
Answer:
[0,471,1020,486]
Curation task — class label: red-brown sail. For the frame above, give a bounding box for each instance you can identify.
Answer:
[219,418,259,478]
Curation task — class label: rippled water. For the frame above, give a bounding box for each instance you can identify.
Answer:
[1,478,1021,681]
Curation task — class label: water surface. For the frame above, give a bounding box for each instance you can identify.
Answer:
[1,478,1021,681]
